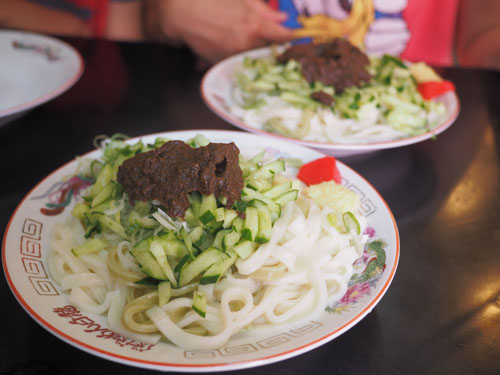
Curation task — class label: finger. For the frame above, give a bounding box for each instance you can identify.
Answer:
[184,33,267,63]
[249,0,290,22]
[257,20,295,43]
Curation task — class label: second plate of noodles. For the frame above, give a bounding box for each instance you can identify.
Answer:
[201,43,460,157]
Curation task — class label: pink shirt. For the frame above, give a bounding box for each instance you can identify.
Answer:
[401,0,459,66]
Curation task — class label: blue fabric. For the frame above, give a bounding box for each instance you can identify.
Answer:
[278,0,311,44]
[27,0,92,19]
[278,0,301,28]
[27,0,139,20]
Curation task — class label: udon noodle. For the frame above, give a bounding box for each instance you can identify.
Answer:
[48,142,367,350]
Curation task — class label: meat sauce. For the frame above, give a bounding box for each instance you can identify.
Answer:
[117,140,244,218]
[277,38,371,102]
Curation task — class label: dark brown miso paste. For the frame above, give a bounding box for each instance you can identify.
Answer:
[277,38,372,96]
[117,140,244,218]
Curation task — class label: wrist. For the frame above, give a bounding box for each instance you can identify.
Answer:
[142,0,182,45]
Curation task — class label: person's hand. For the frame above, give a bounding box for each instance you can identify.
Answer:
[145,0,294,62]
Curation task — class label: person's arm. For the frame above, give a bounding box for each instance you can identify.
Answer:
[143,0,294,62]
[0,0,91,37]
[456,0,500,70]
[0,0,294,63]
[107,0,144,41]
[0,0,143,40]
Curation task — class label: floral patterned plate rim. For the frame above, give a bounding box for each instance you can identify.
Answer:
[2,130,399,372]
[200,46,460,158]
[0,30,84,125]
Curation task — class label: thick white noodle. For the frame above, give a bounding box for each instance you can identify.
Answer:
[228,93,410,144]
[107,285,161,344]
[61,273,105,290]
[115,241,141,272]
[69,287,114,315]
[49,193,367,350]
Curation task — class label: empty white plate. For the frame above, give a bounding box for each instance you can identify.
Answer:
[0,30,83,126]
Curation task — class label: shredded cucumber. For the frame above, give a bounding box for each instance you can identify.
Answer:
[232,52,447,140]
[75,135,301,318]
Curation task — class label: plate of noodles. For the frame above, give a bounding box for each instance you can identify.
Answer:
[0,30,83,126]
[201,41,460,157]
[3,130,399,371]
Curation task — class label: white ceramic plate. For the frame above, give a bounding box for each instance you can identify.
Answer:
[3,130,399,372]
[201,47,460,157]
[0,30,83,126]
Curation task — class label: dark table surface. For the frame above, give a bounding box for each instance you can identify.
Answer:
[1,38,500,375]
